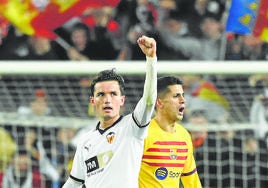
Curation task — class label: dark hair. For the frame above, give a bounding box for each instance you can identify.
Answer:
[157,76,183,97]
[70,22,90,41]
[89,68,125,96]
[14,148,29,157]
[189,109,207,118]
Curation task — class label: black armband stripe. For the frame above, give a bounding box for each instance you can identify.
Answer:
[70,174,85,184]
[132,113,150,128]
[181,168,197,176]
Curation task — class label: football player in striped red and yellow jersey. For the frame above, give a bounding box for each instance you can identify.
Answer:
[139,76,202,188]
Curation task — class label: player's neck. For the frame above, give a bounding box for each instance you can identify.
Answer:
[154,116,176,133]
[100,115,121,129]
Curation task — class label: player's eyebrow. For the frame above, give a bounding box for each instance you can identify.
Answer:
[174,93,184,97]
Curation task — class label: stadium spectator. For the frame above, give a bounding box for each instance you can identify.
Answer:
[17,89,61,187]
[249,74,268,140]
[66,22,92,61]
[54,127,76,187]
[226,34,268,60]
[194,126,236,187]
[157,15,224,60]
[139,76,202,187]
[6,0,265,62]
[81,7,121,60]
[156,10,192,60]
[22,36,60,60]
[239,35,268,60]
[2,149,45,188]
[225,34,243,60]
[22,128,60,187]
[56,22,95,61]
[154,0,194,33]
[62,35,157,188]
[24,129,39,168]
[0,127,17,175]
[187,109,208,148]
[113,0,139,49]
[182,75,229,123]
[185,0,226,38]
[116,0,159,60]
[0,26,29,60]
[193,0,225,20]
[17,89,51,117]
[234,131,268,187]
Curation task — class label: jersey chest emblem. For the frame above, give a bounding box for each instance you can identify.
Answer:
[170,148,178,160]
[106,131,115,144]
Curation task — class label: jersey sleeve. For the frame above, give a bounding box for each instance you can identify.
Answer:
[62,177,84,188]
[133,56,157,128]
[68,142,86,184]
[181,135,202,187]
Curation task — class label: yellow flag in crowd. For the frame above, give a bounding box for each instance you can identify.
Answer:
[0,0,38,35]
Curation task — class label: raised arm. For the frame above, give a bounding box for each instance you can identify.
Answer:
[137,35,157,58]
[133,35,157,127]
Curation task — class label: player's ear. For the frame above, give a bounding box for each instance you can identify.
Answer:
[120,95,125,106]
[156,98,163,108]
[90,96,95,105]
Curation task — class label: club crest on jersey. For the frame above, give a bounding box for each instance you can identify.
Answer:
[106,132,115,144]
[170,148,178,160]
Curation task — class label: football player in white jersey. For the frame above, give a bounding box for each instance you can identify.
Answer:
[62,35,157,188]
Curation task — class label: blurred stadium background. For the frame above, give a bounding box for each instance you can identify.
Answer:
[0,0,268,187]
[0,61,267,188]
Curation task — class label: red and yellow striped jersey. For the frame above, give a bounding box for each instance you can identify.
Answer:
[139,119,202,188]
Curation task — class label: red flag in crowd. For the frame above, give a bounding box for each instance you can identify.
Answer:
[252,0,268,42]
[0,0,120,39]
[32,0,120,39]
[0,15,9,39]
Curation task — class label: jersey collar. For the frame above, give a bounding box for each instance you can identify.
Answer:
[96,116,123,134]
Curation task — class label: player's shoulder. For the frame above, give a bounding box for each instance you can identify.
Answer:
[116,113,135,126]
[121,113,132,121]
[76,128,97,148]
[148,118,158,127]
[175,123,191,136]
[175,123,194,149]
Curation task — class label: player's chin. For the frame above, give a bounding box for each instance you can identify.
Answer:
[177,114,184,121]
[103,114,114,121]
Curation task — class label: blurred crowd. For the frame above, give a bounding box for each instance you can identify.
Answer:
[0,89,78,187]
[184,74,268,187]
[0,0,268,61]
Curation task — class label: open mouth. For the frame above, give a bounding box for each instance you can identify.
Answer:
[179,107,185,115]
[103,106,113,111]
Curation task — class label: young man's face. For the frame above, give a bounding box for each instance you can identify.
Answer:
[14,154,31,175]
[71,29,87,50]
[158,84,186,122]
[90,80,125,122]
